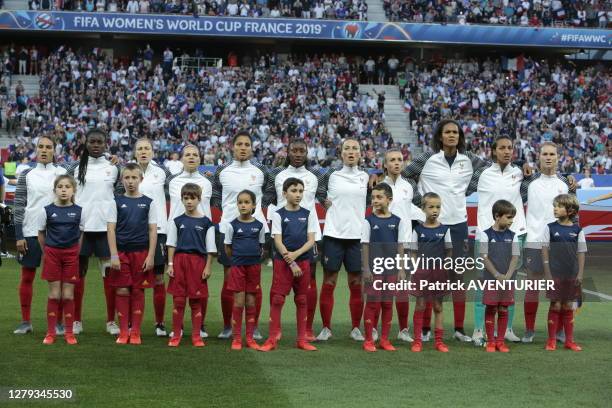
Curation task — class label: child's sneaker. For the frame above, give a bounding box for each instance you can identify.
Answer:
[192,337,205,347]
[245,339,260,350]
[411,341,422,352]
[379,340,396,351]
[496,342,510,353]
[129,332,142,345]
[168,337,181,347]
[231,340,242,350]
[259,339,277,352]
[363,340,377,352]
[43,334,56,345]
[435,342,449,353]
[116,335,129,345]
[65,334,78,345]
[545,339,556,351]
[564,342,582,352]
[296,341,317,351]
[485,342,496,352]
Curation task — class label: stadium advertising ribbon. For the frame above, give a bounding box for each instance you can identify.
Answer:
[0,11,611,49]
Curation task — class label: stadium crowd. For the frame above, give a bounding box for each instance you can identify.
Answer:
[384,0,611,27]
[2,46,611,175]
[396,56,611,174]
[3,46,395,169]
[25,0,369,20]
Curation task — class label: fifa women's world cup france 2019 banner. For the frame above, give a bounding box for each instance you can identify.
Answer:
[1,10,611,49]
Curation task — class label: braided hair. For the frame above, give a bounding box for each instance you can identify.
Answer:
[77,128,108,186]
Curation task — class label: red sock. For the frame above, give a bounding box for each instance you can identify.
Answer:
[19,267,36,322]
[46,298,59,335]
[547,307,560,342]
[319,283,335,329]
[413,309,424,342]
[306,277,317,332]
[245,306,256,341]
[63,299,75,335]
[153,283,166,324]
[557,308,564,333]
[524,290,539,332]
[189,299,202,340]
[172,297,186,338]
[221,280,234,328]
[497,309,508,344]
[395,300,409,331]
[200,297,208,327]
[103,274,115,322]
[380,301,393,341]
[423,301,433,332]
[485,305,496,343]
[232,306,243,341]
[562,309,575,344]
[452,290,466,331]
[295,294,307,343]
[57,299,64,326]
[74,277,85,322]
[269,294,285,342]
[255,287,262,326]
[524,301,539,332]
[434,328,444,346]
[349,283,363,329]
[116,293,130,337]
[130,288,145,334]
[364,301,380,342]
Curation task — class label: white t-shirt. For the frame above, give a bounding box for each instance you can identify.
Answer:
[577,177,595,189]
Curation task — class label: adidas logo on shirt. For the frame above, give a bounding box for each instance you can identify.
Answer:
[284,218,290,222]
[420,233,425,238]
[237,229,243,233]
[554,232,560,236]
[373,225,380,230]
[51,213,58,218]
[179,224,185,229]
[121,204,127,208]
[491,239,496,242]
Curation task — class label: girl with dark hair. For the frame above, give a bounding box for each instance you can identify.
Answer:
[401,119,488,343]
[211,131,275,340]
[13,136,68,335]
[472,135,528,346]
[37,175,83,345]
[66,128,122,336]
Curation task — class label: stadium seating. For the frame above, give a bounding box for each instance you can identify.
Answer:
[24,0,369,20]
[384,0,610,28]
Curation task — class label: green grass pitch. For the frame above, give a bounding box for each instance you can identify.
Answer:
[1,258,611,407]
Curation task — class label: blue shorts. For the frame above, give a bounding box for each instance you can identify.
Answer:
[17,236,42,268]
[216,227,231,267]
[80,231,111,258]
[321,236,361,273]
[449,221,468,259]
[523,247,544,276]
[153,234,167,274]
